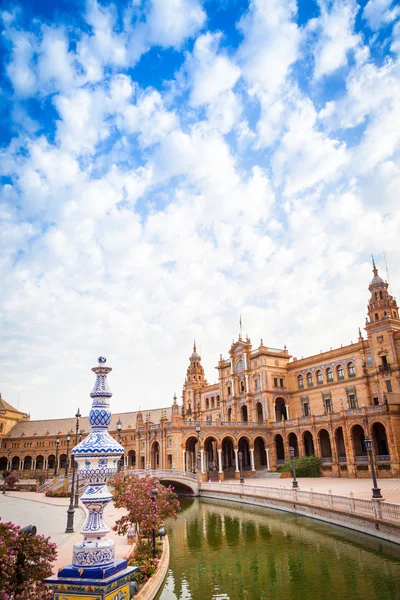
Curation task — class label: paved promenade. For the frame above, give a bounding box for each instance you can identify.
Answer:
[0,492,132,573]
[243,474,400,503]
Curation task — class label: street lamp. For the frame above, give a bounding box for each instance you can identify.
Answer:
[65,433,71,478]
[364,436,382,499]
[289,446,299,489]
[117,418,123,472]
[54,436,60,477]
[75,429,83,508]
[151,488,158,559]
[238,450,244,483]
[66,408,81,532]
[196,423,201,474]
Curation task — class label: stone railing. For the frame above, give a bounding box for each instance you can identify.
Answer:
[200,481,400,525]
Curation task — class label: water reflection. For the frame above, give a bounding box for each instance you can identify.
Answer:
[157,498,400,600]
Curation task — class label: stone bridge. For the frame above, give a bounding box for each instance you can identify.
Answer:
[125,469,199,496]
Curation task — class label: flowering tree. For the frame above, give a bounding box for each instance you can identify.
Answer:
[0,521,57,600]
[5,473,19,490]
[111,474,180,542]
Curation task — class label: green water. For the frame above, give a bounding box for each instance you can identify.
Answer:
[157,497,400,600]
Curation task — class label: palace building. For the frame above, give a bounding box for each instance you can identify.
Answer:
[1,260,400,479]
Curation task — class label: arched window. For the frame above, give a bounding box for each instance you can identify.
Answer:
[211,397,215,408]
[307,373,313,387]
[206,398,210,409]
[326,368,333,383]
[240,380,245,393]
[298,375,304,389]
[348,363,356,378]
[337,365,344,380]
[316,370,323,385]
[217,395,220,406]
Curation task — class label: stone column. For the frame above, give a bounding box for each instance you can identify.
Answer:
[285,405,290,420]
[200,449,205,473]
[234,448,239,479]
[217,449,224,481]
[182,450,186,472]
[250,448,255,472]
[265,448,270,470]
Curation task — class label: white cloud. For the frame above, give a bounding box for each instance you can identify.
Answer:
[313,0,361,79]
[146,0,206,48]
[363,0,400,31]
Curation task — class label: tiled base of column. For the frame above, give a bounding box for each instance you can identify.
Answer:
[218,472,224,481]
[234,471,240,480]
[45,560,137,600]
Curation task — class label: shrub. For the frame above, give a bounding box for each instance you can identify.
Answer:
[130,540,161,585]
[5,473,19,489]
[279,455,321,477]
[2,470,10,480]
[45,489,70,498]
[0,520,57,599]
[37,474,47,486]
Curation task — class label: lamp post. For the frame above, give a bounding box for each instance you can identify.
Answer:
[289,446,299,489]
[66,408,81,532]
[65,433,71,478]
[151,488,158,559]
[196,423,201,474]
[74,430,83,508]
[238,450,244,483]
[54,436,60,477]
[117,418,122,472]
[364,436,382,499]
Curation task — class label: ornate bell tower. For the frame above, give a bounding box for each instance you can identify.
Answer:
[182,342,207,419]
[367,257,399,324]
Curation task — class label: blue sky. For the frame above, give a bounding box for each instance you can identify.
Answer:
[1,0,400,419]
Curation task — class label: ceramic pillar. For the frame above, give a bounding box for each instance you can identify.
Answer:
[250,448,255,471]
[265,448,270,470]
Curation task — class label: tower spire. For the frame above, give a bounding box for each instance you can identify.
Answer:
[372,254,378,277]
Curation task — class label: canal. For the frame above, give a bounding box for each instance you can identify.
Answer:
[157,497,400,600]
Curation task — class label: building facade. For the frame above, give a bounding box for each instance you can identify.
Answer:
[1,261,400,479]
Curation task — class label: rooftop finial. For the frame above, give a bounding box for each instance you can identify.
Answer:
[173,392,177,404]
[372,254,378,276]
[193,339,196,353]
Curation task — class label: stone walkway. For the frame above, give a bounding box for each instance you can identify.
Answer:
[242,474,400,503]
[0,492,132,574]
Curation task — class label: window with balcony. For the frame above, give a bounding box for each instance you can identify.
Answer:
[316,370,323,385]
[298,375,304,389]
[324,398,333,414]
[307,373,313,387]
[326,368,333,383]
[279,378,284,388]
[386,380,392,392]
[301,397,310,417]
[274,377,278,387]
[255,378,259,390]
[337,365,344,380]
[348,363,356,378]
[348,394,357,409]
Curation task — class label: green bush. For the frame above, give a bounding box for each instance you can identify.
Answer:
[45,489,70,497]
[279,455,321,477]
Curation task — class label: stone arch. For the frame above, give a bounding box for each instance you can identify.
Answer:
[204,436,219,473]
[60,453,68,469]
[0,456,8,471]
[222,436,235,473]
[288,432,299,457]
[11,456,20,470]
[351,424,366,458]
[255,402,263,423]
[372,422,389,456]
[36,455,44,470]
[303,431,314,456]
[151,441,160,470]
[23,455,32,470]
[274,397,287,421]
[47,454,55,470]
[254,436,267,468]
[240,404,248,422]
[334,427,346,459]
[128,449,136,467]
[318,429,332,458]
[185,436,199,473]
[238,436,251,470]
[274,434,285,463]
[336,363,344,380]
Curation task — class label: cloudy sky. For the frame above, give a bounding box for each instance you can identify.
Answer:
[1,0,399,420]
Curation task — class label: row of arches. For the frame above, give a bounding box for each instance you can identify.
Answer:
[298,363,356,389]
[226,402,264,423]
[274,422,389,464]
[0,453,70,471]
